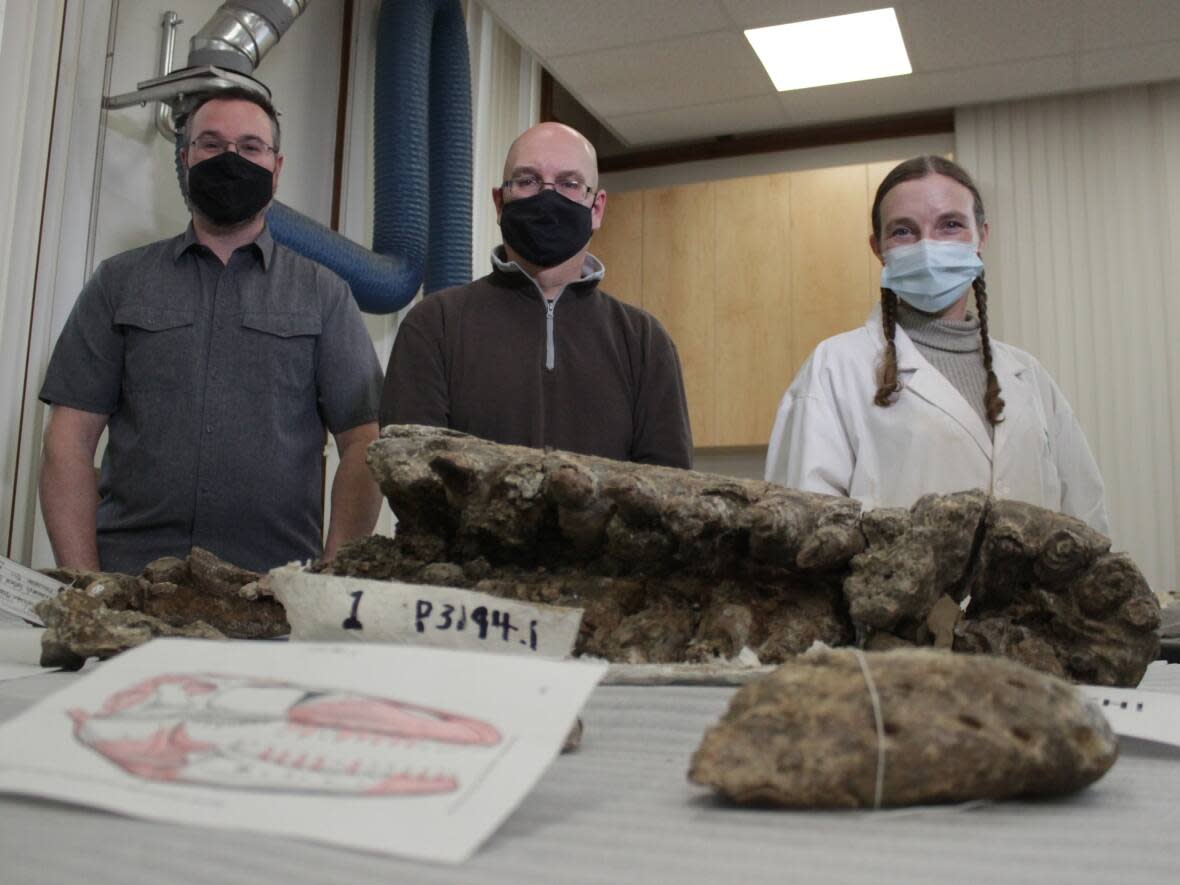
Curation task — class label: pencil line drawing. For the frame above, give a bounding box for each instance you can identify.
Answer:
[68,673,502,795]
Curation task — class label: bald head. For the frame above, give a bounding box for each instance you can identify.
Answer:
[502,122,599,188]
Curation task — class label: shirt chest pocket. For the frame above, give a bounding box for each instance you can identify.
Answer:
[114,306,195,392]
[239,311,321,394]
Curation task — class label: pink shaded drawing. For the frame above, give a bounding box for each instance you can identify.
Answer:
[68,674,501,795]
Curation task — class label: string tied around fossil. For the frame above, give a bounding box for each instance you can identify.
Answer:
[852,648,886,810]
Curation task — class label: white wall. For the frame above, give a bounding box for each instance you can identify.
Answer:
[956,81,1180,595]
[93,0,342,267]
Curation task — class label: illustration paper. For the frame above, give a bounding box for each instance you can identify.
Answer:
[0,638,606,863]
[69,673,502,794]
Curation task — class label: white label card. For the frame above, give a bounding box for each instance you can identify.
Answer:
[1081,685,1180,749]
[0,556,65,626]
[0,638,607,863]
[270,566,583,660]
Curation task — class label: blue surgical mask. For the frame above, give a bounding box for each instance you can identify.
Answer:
[880,240,984,313]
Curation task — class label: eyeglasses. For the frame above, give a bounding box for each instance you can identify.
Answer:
[189,135,277,162]
[503,174,594,202]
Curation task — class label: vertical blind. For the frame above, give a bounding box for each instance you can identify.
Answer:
[956,81,1180,595]
[468,0,541,277]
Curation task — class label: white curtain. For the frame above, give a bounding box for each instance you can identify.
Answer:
[956,81,1180,596]
[467,0,540,277]
[0,0,68,560]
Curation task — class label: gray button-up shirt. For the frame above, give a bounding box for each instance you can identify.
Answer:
[40,225,382,574]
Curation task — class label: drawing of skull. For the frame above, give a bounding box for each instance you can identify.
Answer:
[68,674,501,795]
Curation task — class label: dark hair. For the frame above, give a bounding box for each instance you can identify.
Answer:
[871,155,1004,425]
[182,86,281,151]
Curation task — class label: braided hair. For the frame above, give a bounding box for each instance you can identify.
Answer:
[874,288,900,406]
[870,156,1004,424]
[973,271,1006,423]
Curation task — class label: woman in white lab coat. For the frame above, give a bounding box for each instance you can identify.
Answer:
[764,156,1109,534]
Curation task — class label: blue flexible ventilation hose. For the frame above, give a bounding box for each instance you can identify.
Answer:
[270,0,473,311]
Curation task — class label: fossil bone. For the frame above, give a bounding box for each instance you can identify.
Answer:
[37,548,288,668]
[688,648,1117,808]
[343,426,1161,685]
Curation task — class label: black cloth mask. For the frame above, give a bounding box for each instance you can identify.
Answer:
[187,151,274,226]
[499,189,593,268]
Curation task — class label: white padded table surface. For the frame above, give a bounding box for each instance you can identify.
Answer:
[1,662,1178,884]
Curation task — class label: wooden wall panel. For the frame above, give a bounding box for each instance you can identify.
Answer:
[713,172,791,446]
[641,183,716,446]
[788,165,874,375]
[580,161,893,448]
[590,189,645,308]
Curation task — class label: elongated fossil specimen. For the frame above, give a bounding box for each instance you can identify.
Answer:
[340,425,1160,686]
[36,426,1160,685]
[689,648,1117,807]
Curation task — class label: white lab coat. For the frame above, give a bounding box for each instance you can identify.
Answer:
[764,306,1110,534]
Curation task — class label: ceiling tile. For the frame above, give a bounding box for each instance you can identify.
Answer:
[1077,40,1180,89]
[547,31,774,118]
[480,0,1180,151]
[608,94,790,145]
[897,0,1077,70]
[719,0,888,29]
[1077,0,1180,49]
[480,0,732,57]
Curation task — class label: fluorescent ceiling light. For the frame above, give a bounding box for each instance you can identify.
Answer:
[745,8,912,92]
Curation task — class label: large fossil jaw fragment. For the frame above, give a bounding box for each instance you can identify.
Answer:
[36,547,288,668]
[352,426,1160,685]
[688,648,1118,808]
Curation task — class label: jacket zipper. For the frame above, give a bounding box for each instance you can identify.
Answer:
[545,297,557,370]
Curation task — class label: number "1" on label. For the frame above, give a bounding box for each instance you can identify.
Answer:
[341,591,363,630]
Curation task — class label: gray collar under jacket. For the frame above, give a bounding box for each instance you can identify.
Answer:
[489,246,606,370]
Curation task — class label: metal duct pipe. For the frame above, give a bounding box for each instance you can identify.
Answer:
[104,0,307,112]
[188,0,310,74]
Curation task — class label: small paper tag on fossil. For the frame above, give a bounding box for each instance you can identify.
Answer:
[270,566,582,659]
[0,555,65,626]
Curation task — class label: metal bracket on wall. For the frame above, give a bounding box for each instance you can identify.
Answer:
[103,63,270,112]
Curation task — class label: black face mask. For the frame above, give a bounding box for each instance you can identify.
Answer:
[499,189,593,268]
[186,151,274,226]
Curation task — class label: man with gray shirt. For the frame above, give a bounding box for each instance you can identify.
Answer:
[38,88,383,574]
